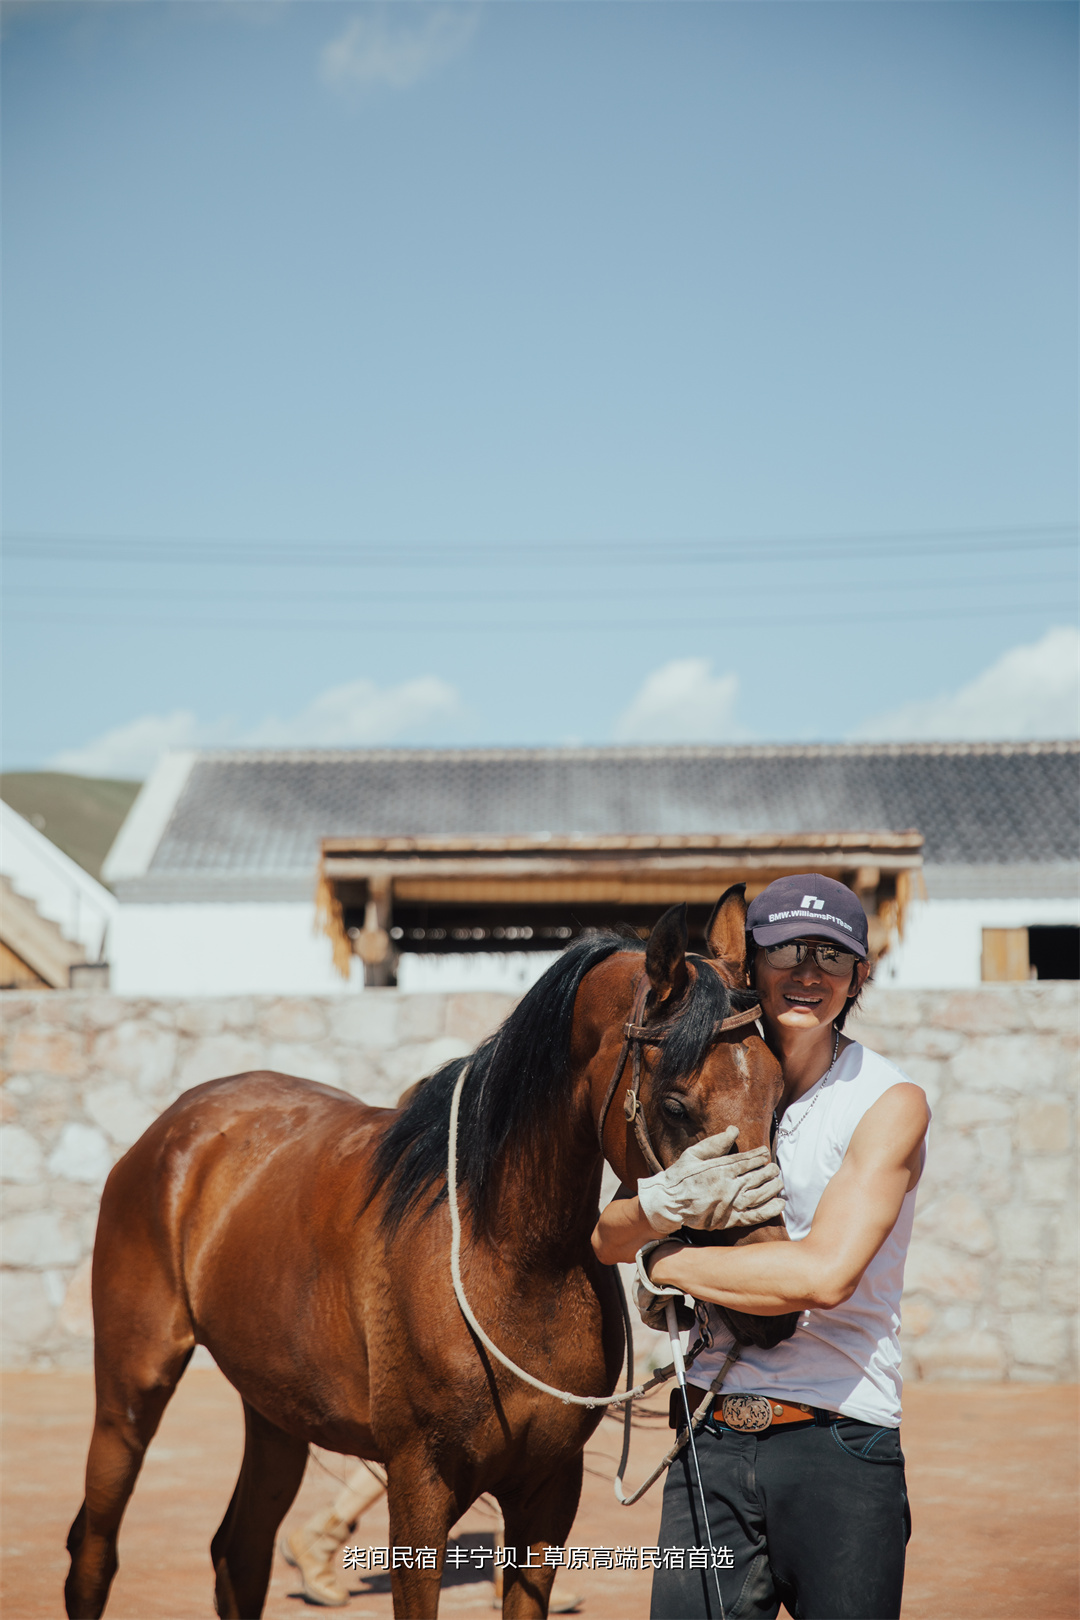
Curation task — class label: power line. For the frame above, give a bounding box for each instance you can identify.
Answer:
[2,601,1072,634]
[2,523,1075,570]
[4,570,1075,608]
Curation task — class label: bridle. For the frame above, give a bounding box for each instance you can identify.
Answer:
[596,976,764,1174]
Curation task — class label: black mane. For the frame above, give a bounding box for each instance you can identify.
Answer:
[373,933,756,1238]
[654,955,757,1088]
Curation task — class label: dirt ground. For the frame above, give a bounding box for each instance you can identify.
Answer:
[2,1367,1076,1620]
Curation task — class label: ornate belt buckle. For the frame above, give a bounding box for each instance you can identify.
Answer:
[720,1394,774,1433]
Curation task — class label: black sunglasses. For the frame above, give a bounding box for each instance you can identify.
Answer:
[763,940,860,977]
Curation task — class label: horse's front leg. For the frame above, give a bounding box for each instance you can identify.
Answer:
[385,1450,457,1619]
[498,1453,584,1620]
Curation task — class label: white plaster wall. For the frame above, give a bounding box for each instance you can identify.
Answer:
[110,903,362,996]
[109,897,1080,996]
[396,950,562,994]
[880,897,1080,989]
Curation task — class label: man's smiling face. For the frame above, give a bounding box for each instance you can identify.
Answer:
[753,939,868,1033]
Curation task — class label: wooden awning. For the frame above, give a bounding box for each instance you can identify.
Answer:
[317,829,924,977]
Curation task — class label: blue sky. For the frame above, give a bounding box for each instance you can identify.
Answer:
[2,0,1077,775]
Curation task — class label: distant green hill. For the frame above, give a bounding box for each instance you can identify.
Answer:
[0,772,142,883]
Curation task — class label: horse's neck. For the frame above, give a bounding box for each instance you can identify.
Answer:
[491,1096,605,1268]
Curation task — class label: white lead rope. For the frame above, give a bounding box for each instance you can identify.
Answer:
[447,1057,741,1517]
[448,1061,654,1408]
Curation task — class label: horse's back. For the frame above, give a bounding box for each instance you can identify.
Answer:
[88,1071,399,1441]
[113,1067,383,1175]
[102,1068,390,1244]
[100,1075,377,1289]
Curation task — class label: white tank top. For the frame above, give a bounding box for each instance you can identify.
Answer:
[690,1041,926,1427]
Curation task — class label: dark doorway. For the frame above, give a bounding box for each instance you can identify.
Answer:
[1027,926,1080,981]
[344,900,725,955]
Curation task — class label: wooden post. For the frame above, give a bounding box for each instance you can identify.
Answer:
[355,878,395,986]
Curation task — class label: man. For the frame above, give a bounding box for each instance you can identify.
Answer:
[592,874,929,1620]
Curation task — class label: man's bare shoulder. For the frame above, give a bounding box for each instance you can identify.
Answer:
[846,1081,930,1178]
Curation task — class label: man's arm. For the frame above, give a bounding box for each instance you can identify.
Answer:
[591,1186,656,1265]
[649,1083,929,1315]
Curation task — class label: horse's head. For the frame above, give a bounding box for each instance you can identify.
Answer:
[590,886,780,1175]
[588,885,799,1349]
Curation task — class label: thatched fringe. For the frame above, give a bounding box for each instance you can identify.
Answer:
[315,869,353,980]
[894,868,926,940]
[876,867,927,956]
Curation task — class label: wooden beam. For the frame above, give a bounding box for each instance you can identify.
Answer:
[391,876,765,904]
[322,851,924,884]
[321,829,924,857]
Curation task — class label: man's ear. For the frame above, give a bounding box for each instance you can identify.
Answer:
[645,902,689,1007]
[851,959,871,996]
[705,883,750,985]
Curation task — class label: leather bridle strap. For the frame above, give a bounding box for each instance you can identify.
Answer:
[623,1002,763,1042]
[715,1004,765,1034]
[625,1031,664,1174]
[595,982,649,1157]
[595,981,764,1172]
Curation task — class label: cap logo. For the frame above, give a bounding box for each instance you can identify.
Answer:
[767,908,854,933]
[800,895,825,910]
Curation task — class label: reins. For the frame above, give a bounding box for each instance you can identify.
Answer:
[446,978,762,1499]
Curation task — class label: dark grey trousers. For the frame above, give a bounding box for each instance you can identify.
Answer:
[650,1412,910,1620]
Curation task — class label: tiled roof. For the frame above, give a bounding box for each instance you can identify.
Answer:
[134,743,1079,876]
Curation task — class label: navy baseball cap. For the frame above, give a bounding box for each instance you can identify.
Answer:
[746,874,869,959]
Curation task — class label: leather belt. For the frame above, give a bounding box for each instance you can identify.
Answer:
[672,1386,828,1433]
[714,1394,818,1432]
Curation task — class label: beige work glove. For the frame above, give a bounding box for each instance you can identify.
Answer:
[636,1125,785,1236]
[634,1239,695,1334]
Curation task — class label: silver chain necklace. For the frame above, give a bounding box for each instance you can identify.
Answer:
[775,1029,841,1141]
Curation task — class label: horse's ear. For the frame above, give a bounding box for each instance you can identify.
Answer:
[705,884,750,984]
[645,902,689,1007]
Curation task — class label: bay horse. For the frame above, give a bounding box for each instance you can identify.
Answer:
[66,886,797,1620]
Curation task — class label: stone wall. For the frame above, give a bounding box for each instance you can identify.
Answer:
[1,984,1075,1379]
[848,986,1077,1383]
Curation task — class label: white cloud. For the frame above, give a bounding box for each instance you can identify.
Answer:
[245,675,461,746]
[48,675,462,779]
[321,4,479,91]
[613,658,748,743]
[851,626,1080,742]
[49,711,202,779]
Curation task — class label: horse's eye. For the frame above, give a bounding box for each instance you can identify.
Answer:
[661,1097,689,1120]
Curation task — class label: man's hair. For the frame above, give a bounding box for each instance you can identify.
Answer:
[745,936,868,1033]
